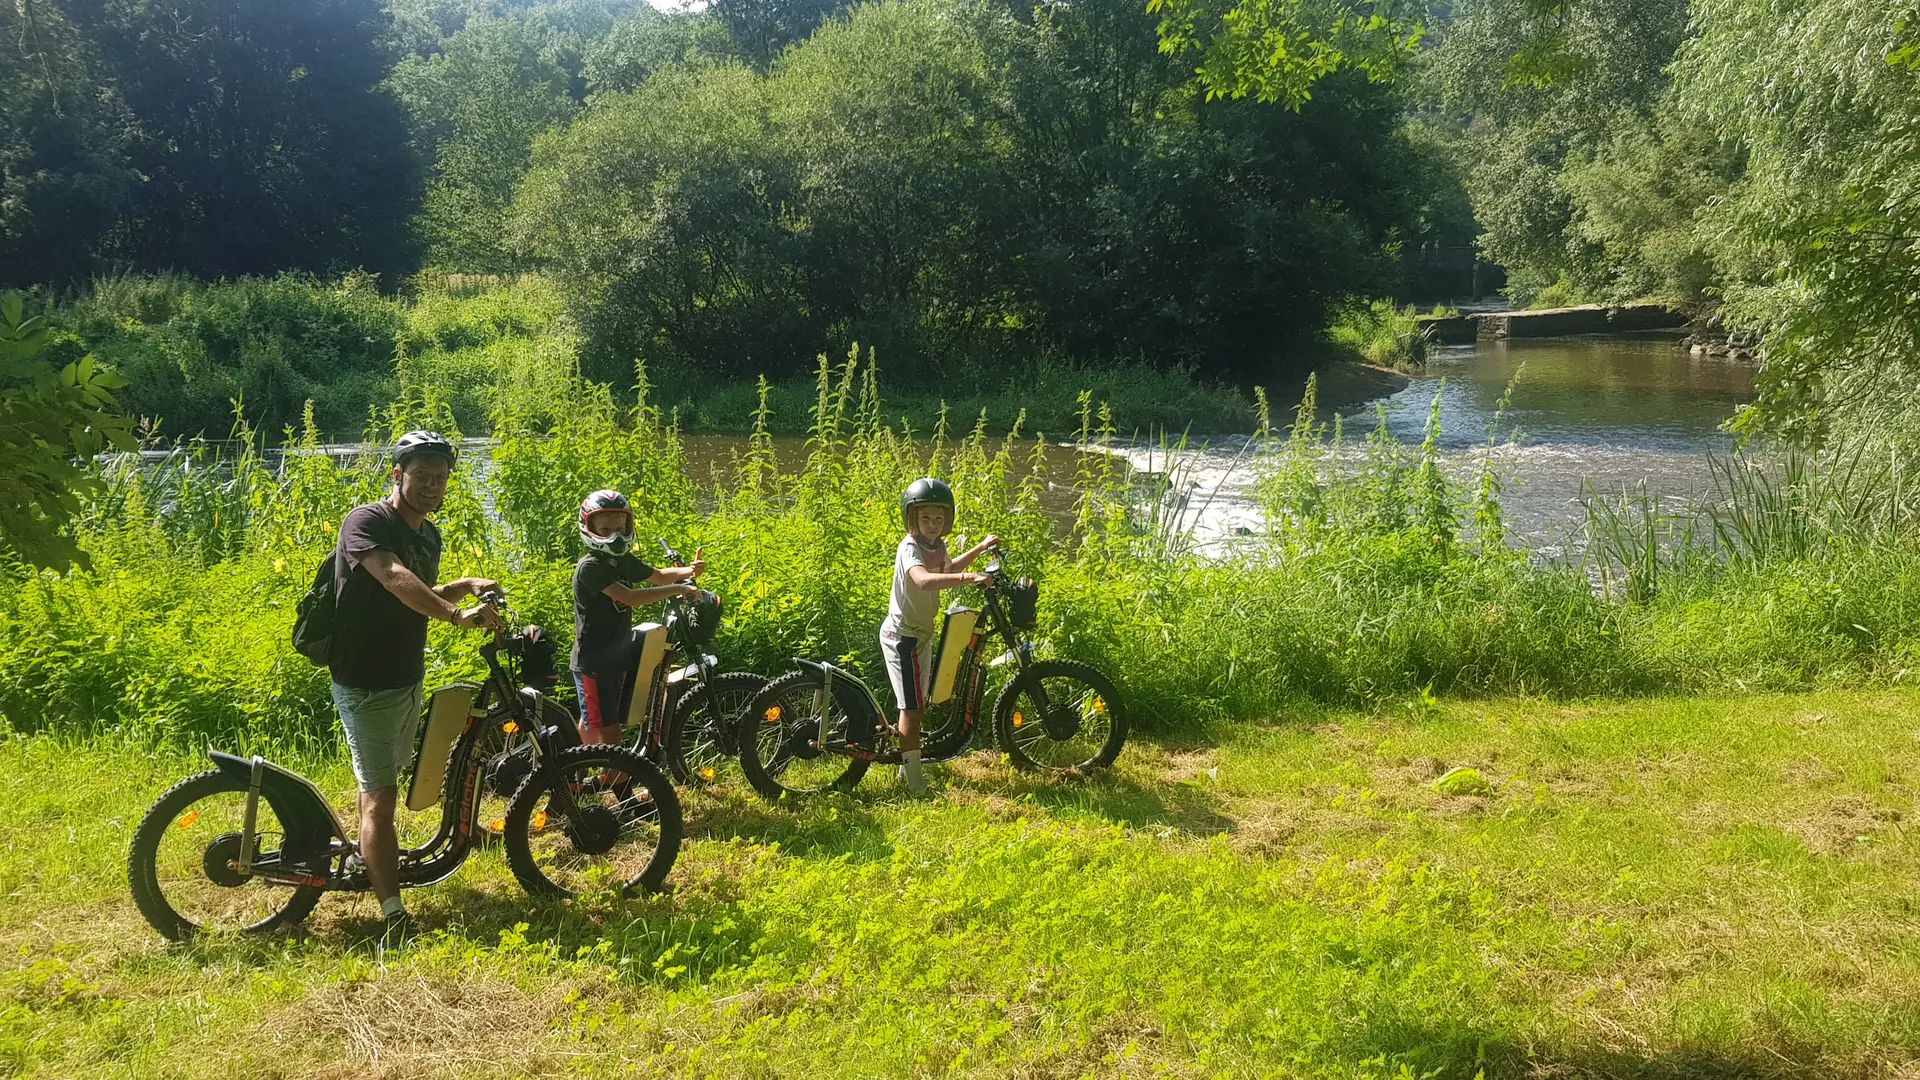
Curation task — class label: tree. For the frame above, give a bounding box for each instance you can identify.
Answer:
[390,17,578,271]
[1421,0,1697,303]
[1675,0,1920,447]
[0,291,137,570]
[1005,0,1438,372]
[66,0,422,280]
[583,9,737,94]
[0,0,137,288]
[707,0,847,70]
[514,0,1442,386]
[1147,0,1424,106]
[512,64,814,386]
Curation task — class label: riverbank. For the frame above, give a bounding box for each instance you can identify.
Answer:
[8,689,1917,1077]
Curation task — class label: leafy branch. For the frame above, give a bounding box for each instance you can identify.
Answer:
[0,290,139,570]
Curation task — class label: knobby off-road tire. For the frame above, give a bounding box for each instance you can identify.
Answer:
[739,669,871,802]
[992,660,1127,773]
[665,671,768,786]
[504,746,681,899]
[128,770,323,941]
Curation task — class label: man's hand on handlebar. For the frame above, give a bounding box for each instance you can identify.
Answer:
[454,602,504,631]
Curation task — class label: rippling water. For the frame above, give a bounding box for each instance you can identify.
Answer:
[1111,334,1759,556]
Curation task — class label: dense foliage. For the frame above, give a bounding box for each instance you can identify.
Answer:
[7,0,1446,404]
[512,0,1444,390]
[34,275,1252,440]
[2,0,421,284]
[4,315,1917,747]
[1390,0,1920,450]
[0,292,137,570]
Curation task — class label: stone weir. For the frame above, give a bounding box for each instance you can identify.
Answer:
[1474,302,1686,339]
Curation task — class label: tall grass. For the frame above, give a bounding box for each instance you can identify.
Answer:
[1326,299,1433,371]
[6,322,1920,747]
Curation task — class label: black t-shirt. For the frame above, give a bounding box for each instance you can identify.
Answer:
[331,500,442,690]
[572,552,657,670]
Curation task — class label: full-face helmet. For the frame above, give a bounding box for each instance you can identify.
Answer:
[579,489,634,555]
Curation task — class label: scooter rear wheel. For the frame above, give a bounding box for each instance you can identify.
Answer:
[128,770,324,941]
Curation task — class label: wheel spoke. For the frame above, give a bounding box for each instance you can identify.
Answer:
[141,783,315,936]
[509,749,674,898]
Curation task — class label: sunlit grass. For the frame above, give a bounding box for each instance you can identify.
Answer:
[7,690,1918,1077]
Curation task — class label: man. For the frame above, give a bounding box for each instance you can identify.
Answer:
[331,430,501,946]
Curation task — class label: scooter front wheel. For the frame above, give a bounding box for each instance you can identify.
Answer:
[503,746,682,899]
[992,660,1127,773]
[738,670,871,802]
[666,671,768,786]
[128,770,324,941]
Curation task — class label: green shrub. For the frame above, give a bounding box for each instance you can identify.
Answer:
[7,346,1920,749]
[52,273,406,440]
[1326,299,1431,371]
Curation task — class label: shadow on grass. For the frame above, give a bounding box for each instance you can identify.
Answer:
[683,785,895,862]
[1334,1018,1840,1080]
[999,769,1236,836]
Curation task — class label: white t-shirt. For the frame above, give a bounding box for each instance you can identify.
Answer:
[883,534,947,640]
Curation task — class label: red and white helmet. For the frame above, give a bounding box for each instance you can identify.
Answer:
[579,489,634,555]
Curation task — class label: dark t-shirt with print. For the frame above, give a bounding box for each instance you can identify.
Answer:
[331,500,442,690]
[572,552,658,671]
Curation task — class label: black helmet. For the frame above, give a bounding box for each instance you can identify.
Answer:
[394,430,457,466]
[901,477,955,530]
[579,489,634,555]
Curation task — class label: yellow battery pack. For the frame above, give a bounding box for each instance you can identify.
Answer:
[623,623,669,728]
[928,607,980,705]
[408,683,479,812]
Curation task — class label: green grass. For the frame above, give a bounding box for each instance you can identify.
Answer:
[9,691,1919,1077]
[1326,299,1433,372]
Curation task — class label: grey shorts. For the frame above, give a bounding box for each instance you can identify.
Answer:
[333,681,425,792]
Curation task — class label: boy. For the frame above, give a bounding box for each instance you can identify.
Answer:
[572,489,703,746]
[881,477,998,795]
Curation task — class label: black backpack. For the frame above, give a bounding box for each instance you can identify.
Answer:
[291,551,338,666]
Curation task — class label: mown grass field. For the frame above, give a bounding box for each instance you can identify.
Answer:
[7,691,1919,1078]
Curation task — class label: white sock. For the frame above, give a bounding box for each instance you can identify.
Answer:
[381,895,406,919]
[900,749,926,794]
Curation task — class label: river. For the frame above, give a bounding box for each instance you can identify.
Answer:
[1110,333,1758,558]
[151,332,1754,559]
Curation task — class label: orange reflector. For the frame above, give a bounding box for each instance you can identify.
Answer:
[177,810,200,829]
[489,818,505,832]
[1092,698,1107,714]
[699,767,717,781]
[503,721,520,735]
[765,706,783,722]
[532,810,548,829]
[1012,711,1024,728]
